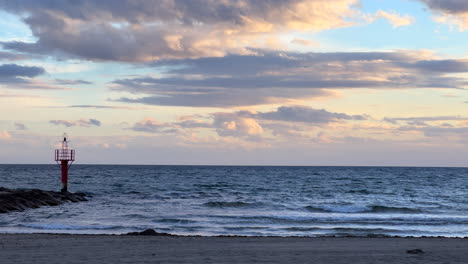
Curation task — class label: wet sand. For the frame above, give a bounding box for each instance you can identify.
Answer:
[0,234,466,263]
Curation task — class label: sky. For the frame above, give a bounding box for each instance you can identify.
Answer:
[0,0,468,166]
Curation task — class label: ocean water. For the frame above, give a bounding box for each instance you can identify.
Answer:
[0,165,467,237]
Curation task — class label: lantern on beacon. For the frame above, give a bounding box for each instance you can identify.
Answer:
[54,134,75,193]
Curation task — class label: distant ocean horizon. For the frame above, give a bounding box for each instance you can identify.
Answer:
[1,165,467,237]
[3,163,468,167]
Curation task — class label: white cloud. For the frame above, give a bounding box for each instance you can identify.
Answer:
[213,113,264,138]
[0,130,11,140]
[373,10,415,28]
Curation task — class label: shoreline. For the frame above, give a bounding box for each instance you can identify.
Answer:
[0,233,466,263]
[1,231,467,239]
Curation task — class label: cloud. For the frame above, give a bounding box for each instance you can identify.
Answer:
[398,125,468,138]
[419,0,468,30]
[175,120,212,129]
[62,105,145,110]
[209,105,368,140]
[0,63,45,79]
[0,63,64,90]
[383,115,468,139]
[113,50,468,107]
[372,10,415,28]
[291,38,319,47]
[406,59,468,72]
[54,79,92,85]
[49,118,101,127]
[257,106,368,123]
[0,130,11,140]
[129,118,177,133]
[213,112,264,138]
[15,123,27,130]
[125,105,367,141]
[0,0,363,61]
[384,116,467,125]
[0,51,29,61]
[419,0,468,12]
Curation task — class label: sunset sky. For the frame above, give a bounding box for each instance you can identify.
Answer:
[1,0,468,166]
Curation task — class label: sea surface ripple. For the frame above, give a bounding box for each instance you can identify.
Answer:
[0,165,467,237]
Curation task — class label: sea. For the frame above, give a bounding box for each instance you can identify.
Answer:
[0,165,467,237]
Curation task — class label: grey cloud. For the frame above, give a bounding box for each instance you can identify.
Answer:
[1,0,296,26]
[55,79,92,85]
[15,123,27,130]
[151,50,468,78]
[49,120,75,127]
[114,50,468,107]
[116,74,388,89]
[151,51,414,76]
[418,0,468,30]
[129,117,210,134]
[424,126,468,137]
[208,106,368,140]
[403,60,468,73]
[0,64,47,88]
[0,0,360,61]
[49,118,101,127]
[67,105,120,109]
[399,125,468,138]
[130,119,177,133]
[440,123,454,127]
[175,120,212,129]
[88,119,101,126]
[407,120,428,126]
[45,105,147,110]
[117,89,329,108]
[257,106,368,124]
[0,64,45,79]
[384,116,467,124]
[0,51,29,61]
[65,105,143,110]
[128,105,367,139]
[419,0,468,13]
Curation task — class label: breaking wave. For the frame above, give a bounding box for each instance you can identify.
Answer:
[203,201,257,208]
[305,205,422,214]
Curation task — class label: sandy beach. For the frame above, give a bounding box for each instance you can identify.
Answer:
[0,234,466,264]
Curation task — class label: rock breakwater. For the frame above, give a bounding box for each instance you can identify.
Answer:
[0,187,87,213]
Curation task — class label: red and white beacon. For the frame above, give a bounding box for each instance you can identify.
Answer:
[55,133,75,193]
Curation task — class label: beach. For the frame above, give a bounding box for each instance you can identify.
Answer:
[0,234,466,264]
[1,166,467,263]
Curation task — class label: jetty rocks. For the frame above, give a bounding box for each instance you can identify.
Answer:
[0,187,87,213]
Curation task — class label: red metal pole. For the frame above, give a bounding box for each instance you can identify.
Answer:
[61,160,68,193]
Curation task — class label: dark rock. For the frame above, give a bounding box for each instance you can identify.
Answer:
[126,229,174,236]
[406,249,425,254]
[0,187,87,214]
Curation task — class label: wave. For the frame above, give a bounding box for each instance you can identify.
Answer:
[283,227,402,233]
[21,223,120,230]
[203,201,256,208]
[154,218,197,224]
[305,205,422,214]
[223,226,267,231]
[347,189,371,194]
